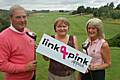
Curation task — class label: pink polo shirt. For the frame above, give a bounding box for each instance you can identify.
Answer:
[87,39,105,65]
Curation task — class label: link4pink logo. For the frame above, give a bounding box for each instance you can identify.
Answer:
[42,38,89,67]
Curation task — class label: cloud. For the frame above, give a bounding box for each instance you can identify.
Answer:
[0,0,120,10]
[60,0,80,5]
[93,0,119,4]
[0,0,81,10]
[82,0,120,8]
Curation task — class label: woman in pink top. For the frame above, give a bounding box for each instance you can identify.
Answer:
[77,18,111,80]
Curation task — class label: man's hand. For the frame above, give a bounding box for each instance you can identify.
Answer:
[25,60,37,71]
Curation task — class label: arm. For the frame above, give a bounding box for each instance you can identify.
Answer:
[100,42,111,68]
[0,38,36,73]
[0,43,25,73]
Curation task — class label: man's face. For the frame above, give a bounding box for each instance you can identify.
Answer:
[10,9,27,32]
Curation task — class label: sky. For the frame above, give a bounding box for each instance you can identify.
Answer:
[0,0,120,11]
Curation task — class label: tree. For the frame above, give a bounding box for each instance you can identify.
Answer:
[111,10,120,19]
[93,3,114,18]
[109,2,114,9]
[116,4,120,10]
[98,6,111,18]
[77,6,85,14]
[85,7,93,14]
[93,8,99,17]
[0,10,10,32]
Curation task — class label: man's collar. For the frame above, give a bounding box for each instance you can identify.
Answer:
[9,24,25,34]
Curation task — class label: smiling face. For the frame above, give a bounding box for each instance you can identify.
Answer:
[87,23,98,40]
[10,9,27,32]
[55,21,69,36]
[86,18,104,40]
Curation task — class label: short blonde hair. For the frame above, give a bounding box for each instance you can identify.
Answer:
[86,18,105,39]
[54,17,69,32]
[9,4,26,17]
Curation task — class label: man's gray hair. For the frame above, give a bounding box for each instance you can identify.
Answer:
[9,4,26,17]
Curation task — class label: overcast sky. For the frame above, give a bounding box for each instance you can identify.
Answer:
[0,0,120,10]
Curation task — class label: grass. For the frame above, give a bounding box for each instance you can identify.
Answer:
[106,47,120,80]
[0,12,120,80]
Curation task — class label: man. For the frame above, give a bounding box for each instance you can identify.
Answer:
[0,5,37,80]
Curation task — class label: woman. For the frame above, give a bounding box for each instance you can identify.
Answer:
[78,18,111,80]
[43,17,78,80]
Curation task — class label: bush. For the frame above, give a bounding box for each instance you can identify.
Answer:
[0,10,10,32]
[0,19,10,32]
[107,33,120,47]
[71,11,77,15]
[111,10,120,19]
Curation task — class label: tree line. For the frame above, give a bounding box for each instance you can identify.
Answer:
[72,2,120,19]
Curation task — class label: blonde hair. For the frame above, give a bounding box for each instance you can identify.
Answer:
[9,4,26,17]
[86,18,105,39]
[54,17,69,32]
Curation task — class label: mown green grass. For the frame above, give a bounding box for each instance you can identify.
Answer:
[106,47,120,80]
[0,12,120,80]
